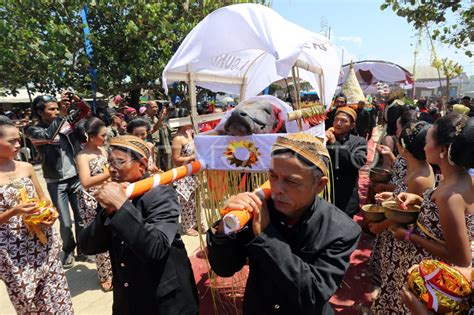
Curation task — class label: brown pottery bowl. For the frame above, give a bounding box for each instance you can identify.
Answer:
[382,201,420,225]
[369,168,392,183]
[361,204,386,222]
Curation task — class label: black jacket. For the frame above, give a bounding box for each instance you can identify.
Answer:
[207,198,361,315]
[356,107,372,138]
[327,134,367,217]
[79,185,199,315]
[26,117,82,180]
[325,108,337,130]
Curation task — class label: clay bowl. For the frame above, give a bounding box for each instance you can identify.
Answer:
[361,204,386,222]
[382,201,421,225]
[369,167,392,183]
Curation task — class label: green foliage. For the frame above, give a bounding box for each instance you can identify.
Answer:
[381,0,473,58]
[0,0,266,98]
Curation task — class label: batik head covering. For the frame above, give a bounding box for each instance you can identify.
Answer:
[336,106,357,122]
[109,135,150,161]
[272,133,330,176]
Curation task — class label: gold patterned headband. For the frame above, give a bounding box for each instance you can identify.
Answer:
[109,135,150,159]
[272,133,330,176]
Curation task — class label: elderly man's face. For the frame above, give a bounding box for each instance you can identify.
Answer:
[269,154,326,219]
[108,149,146,183]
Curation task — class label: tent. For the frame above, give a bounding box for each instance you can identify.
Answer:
[338,60,413,86]
[162,3,340,115]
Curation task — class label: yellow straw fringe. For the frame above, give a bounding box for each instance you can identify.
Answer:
[194,167,334,314]
[195,170,268,314]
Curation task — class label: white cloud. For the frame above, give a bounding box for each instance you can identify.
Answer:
[337,36,363,47]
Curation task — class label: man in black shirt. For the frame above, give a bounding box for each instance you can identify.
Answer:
[326,107,367,218]
[207,133,361,314]
[79,135,198,315]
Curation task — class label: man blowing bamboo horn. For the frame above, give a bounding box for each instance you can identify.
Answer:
[79,135,199,315]
[207,133,362,315]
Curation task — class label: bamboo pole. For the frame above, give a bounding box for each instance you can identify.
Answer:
[188,72,199,133]
[291,66,303,131]
[240,78,247,102]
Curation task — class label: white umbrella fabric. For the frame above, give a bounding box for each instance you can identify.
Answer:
[162,3,340,106]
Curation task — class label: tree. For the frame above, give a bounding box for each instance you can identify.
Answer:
[0,0,266,104]
[381,0,473,57]
[431,57,463,102]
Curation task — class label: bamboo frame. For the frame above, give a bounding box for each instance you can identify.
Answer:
[168,112,226,129]
[188,72,199,132]
[165,58,325,130]
[165,57,328,314]
[165,71,245,85]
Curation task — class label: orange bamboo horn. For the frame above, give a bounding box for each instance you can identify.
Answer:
[124,160,206,199]
[220,180,271,234]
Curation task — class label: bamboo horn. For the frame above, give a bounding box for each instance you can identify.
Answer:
[124,160,206,199]
[219,180,271,234]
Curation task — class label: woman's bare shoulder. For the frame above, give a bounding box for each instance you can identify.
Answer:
[99,146,108,157]
[76,150,96,162]
[15,160,34,172]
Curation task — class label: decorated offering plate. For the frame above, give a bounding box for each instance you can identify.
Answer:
[408,260,471,314]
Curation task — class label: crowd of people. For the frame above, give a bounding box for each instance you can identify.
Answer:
[0,90,473,314]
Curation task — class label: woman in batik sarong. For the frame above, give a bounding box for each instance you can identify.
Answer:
[171,109,199,236]
[75,117,113,292]
[370,121,434,314]
[0,115,73,313]
[366,110,417,285]
[385,114,474,314]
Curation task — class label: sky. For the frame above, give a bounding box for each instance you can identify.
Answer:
[272,0,474,76]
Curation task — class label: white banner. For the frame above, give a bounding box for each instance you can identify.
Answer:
[195,134,279,171]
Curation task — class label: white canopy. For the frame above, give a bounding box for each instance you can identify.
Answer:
[338,60,413,86]
[401,76,468,90]
[162,3,340,106]
[0,89,104,104]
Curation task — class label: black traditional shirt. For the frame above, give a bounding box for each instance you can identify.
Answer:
[327,133,367,217]
[79,185,198,315]
[207,198,361,315]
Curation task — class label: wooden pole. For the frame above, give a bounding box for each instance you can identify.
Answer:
[188,72,199,133]
[240,78,247,102]
[319,73,325,107]
[291,66,303,131]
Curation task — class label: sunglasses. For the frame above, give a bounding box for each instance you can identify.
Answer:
[39,95,57,103]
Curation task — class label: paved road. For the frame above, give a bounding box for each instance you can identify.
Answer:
[0,165,202,314]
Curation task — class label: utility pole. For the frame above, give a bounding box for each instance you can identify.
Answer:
[320,17,329,38]
[412,29,422,98]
